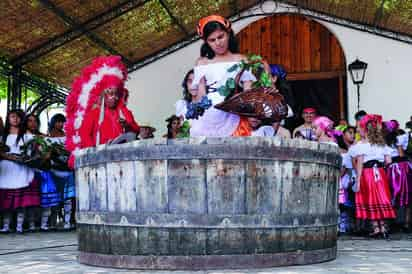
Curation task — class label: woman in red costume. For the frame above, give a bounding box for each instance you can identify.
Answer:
[352,114,396,238]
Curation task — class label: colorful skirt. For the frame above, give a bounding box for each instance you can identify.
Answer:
[38,171,61,208]
[355,167,396,220]
[0,179,41,210]
[52,171,75,201]
[388,160,412,207]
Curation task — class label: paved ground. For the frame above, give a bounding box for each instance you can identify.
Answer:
[0,232,412,273]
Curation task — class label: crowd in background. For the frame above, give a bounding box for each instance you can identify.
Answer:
[166,98,412,239]
[0,110,75,233]
[165,61,412,239]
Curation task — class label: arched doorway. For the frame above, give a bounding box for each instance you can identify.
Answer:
[237,13,347,125]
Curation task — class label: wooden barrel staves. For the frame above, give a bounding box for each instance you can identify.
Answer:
[75,137,341,270]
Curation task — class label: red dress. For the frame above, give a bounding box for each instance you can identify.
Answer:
[356,166,396,220]
[352,143,396,220]
[79,104,139,148]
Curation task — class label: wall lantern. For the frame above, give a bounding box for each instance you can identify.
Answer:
[348,59,368,111]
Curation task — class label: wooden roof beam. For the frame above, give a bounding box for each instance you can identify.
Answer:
[230,0,239,15]
[373,0,387,26]
[158,0,189,36]
[11,0,151,66]
[37,0,133,66]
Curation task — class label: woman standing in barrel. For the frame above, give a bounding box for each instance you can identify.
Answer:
[189,15,256,137]
[351,114,396,238]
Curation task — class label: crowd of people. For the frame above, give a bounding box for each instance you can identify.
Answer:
[163,14,412,239]
[338,112,412,238]
[0,111,75,233]
[1,13,411,239]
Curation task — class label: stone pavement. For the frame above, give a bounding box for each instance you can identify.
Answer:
[0,232,411,274]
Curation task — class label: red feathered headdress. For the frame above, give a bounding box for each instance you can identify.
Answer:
[65,55,127,168]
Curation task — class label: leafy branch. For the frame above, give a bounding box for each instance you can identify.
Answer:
[217,54,272,97]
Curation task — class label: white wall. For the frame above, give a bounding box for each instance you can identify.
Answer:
[127,2,412,134]
[126,42,201,137]
[319,20,412,127]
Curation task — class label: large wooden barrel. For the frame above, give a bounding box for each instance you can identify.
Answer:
[76,137,341,270]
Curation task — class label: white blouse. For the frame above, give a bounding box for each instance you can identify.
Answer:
[397,133,410,151]
[0,134,35,189]
[341,152,353,169]
[349,142,392,163]
[192,61,256,94]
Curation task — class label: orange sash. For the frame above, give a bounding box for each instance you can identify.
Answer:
[232,117,252,137]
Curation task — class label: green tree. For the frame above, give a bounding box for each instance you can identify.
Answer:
[0,75,7,100]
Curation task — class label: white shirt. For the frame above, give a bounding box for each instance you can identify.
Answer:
[341,152,353,169]
[0,134,35,189]
[397,133,410,151]
[349,142,392,163]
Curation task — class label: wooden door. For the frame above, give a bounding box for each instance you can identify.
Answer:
[237,13,347,120]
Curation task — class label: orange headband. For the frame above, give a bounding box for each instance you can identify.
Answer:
[197,15,231,38]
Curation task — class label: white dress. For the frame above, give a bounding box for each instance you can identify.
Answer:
[0,134,34,189]
[190,62,256,137]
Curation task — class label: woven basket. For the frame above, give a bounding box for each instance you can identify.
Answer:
[215,68,288,122]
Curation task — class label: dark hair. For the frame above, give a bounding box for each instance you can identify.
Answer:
[354,110,367,121]
[383,124,400,147]
[3,109,26,145]
[343,126,356,134]
[200,22,239,59]
[269,64,287,80]
[165,115,180,139]
[0,116,4,137]
[275,77,293,105]
[182,69,194,103]
[406,121,412,130]
[267,64,295,112]
[48,113,66,133]
[24,113,41,135]
[337,126,356,150]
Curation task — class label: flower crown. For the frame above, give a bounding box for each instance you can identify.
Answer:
[359,114,383,130]
[384,120,399,133]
